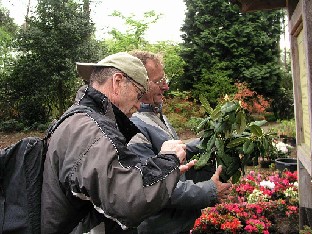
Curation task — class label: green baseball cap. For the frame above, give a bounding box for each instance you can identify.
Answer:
[76,52,149,91]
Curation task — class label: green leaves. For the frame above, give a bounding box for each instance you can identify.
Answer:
[196,133,216,168]
[197,117,210,132]
[104,10,161,54]
[249,124,263,137]
[221,101,238,114]
[250,120,267,127]
[180,0,284,106]
[195,96,276,184]
[207,134,216,150]
[194,150,212,169]
[227,137,248,148]
[199,94,213,114]
[236,110,246,134]
[217,153,241,183]
[6,0,99,121]
[243,139,254,154]
[211,104,222,120]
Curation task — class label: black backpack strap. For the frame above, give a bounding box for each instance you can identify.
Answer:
[45,105,94,140]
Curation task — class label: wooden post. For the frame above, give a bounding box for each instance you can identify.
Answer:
[288,0,312,228]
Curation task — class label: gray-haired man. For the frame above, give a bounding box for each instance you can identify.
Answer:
[41,52,191,233]
[128,51,232,234]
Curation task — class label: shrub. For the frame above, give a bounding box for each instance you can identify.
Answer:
[271,87,294,120]
[234,82,271,115]
[278,119,296,138]
[19,100,50,126]
[300,225,312,234]
[0,119,24,132]
[264,112,277,122]
[23,122,51,132]
[185,117,204,132]
[164,112,188,133]
[163,90,205,133]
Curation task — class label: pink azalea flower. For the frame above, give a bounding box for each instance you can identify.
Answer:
[192,170,299,234]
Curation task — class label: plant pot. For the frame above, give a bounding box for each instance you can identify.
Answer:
[275,158,297,173]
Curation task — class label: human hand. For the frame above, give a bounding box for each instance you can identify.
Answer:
[211,165,232,202]
[161,140,186,164]
[179,159,197,174]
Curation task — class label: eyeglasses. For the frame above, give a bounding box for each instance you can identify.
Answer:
[123,74,145,100]
[153,75,169,86]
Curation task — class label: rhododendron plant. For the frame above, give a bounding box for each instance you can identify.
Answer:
[193,95,277,183]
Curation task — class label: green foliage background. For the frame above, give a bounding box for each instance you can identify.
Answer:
[179,0,285,108]
[1,0,99,128]
[0,0,294,132]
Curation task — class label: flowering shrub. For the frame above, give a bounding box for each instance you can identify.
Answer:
[234,82,271,115]
[192,170,299,233]
[271,140,293,159]
[259,139,293,162]
[272,140,293,155]
[163,90,205,133]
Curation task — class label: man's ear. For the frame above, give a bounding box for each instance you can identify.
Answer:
[112,73,123,95]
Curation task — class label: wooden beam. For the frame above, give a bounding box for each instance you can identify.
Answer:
[232,0,286,12]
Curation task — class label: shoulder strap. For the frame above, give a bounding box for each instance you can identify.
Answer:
[45,105,94,140]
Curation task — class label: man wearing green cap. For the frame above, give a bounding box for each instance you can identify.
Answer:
[41,52,193,233]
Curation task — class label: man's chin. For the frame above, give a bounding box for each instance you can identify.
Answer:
[128,108,138,117]
[154,96,163,104]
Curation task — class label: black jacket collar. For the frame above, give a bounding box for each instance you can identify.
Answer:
[77,85,140,143]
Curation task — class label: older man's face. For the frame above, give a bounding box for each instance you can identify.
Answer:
[140,59,169,106]
[116,73,145,117]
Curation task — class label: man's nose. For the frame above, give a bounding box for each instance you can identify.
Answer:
[161,82,169,91]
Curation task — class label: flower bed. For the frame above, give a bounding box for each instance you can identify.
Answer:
[192,170,299,233]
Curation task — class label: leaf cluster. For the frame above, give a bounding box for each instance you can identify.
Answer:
[101,10,161,54]
[193,94,276,183]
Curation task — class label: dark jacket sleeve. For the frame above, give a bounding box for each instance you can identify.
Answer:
[168,180,218,209]
[128,132,218,210]
[55,114,181,229]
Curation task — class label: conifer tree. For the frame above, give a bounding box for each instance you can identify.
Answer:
[180,0,283,106]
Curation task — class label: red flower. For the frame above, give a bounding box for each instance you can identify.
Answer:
[192,170,299,233]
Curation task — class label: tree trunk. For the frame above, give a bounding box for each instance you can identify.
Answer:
[58,79,64,116]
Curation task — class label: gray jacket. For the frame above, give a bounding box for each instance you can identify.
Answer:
[128,104,218,234]
[41,86,181,233]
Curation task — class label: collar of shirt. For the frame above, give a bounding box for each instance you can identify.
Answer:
[139,103,163,114]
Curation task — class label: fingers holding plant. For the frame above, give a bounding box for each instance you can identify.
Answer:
[211,165,232,202]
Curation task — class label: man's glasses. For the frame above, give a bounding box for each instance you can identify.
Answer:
[123,74,145,100]
[153,75,169,86]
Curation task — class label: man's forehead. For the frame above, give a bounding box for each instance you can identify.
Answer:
[146,62,164,77]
